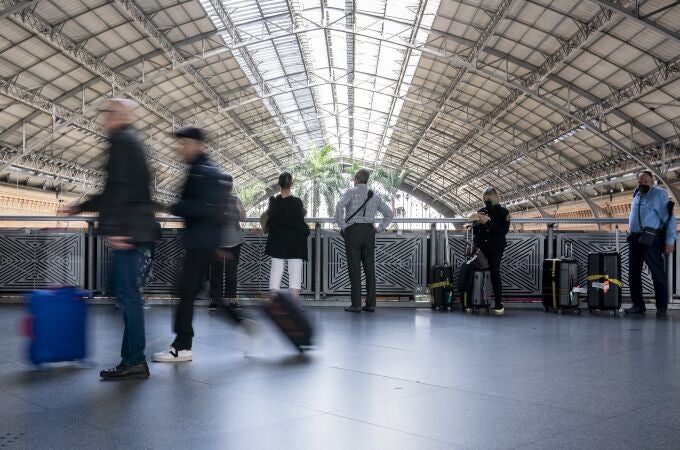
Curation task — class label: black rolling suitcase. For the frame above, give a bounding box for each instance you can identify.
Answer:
[430,229,454,311]
[587,251,623,315]
[542,257,580,314]
[265,291,314,353]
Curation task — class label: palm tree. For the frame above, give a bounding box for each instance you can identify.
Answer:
[234,181,266,214]
[371,167,406,227]
[291,143,346,217]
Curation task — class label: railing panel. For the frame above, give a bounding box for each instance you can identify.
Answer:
[556,232,656,298]
[0,230,85,291]
[323,230,427,295]
[98,230,312,295]
[441,232,544,296]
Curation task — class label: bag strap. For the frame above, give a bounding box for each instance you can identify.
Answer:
[346,190,374,223]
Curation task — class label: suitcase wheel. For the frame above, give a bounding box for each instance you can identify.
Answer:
[576,308,582,315]
[609,310,618,317]
[543,306,550,313]
[556,308,564,315]
[431,304,436,310]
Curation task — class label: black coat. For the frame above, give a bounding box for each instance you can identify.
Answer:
[265,195,310,260]
[473,204,510,251]
[76,125,159,244]
[171,153,229,251]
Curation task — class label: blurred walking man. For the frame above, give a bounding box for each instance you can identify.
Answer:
[61,99,159,380]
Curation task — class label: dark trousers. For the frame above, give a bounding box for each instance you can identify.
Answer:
[173,249,212,350]
[343,224,376,308]
[629,236,668,310]
[482,245,505,307]
[112,247,146,365]
[209,244,242,300]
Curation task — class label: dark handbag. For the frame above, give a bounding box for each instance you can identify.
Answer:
[340,190,374,237]
[638,227,659,246]
[473,248,490,270]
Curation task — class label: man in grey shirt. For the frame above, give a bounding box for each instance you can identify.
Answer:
[335,169,394,313]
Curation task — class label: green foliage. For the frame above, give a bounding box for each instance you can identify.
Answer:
[291,143,346,217]
[234,181,265,212]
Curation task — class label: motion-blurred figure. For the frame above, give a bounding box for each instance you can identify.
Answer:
[60,98,159,380]
[153,127,253,363]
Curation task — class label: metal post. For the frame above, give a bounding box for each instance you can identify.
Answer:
[667,249,673,306]
[547,224,554,259]
[430,223,437,265]
[87,220,95,294]
[314,223,321,301]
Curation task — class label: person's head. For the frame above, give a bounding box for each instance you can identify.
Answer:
[637,170,655,194]
[278,171,293,191]
[354,168,370,186]
[174,126,206,163]
[99,99,137,134]
[482,187,501,208]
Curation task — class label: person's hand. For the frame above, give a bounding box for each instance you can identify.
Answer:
[477,214,490,224]
[106,236,135,250]
[469,213,480,221]
[57,204,77,215]
[664,244,674,254]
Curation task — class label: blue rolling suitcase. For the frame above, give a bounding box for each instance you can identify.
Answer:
[23,287,89,366]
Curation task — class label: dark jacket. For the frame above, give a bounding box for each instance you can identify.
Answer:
[76,125,159,243]
[171,153,229,251]
[473,204,510,250]
[265,195,310,260]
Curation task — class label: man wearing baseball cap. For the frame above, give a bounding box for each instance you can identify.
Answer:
[153,127,251,362]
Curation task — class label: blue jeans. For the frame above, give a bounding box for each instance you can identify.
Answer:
[112,247,146,365]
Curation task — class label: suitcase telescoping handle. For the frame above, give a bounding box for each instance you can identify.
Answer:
[444,227,450,265]
[615,225,620,253]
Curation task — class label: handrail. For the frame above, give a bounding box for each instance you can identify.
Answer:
[0,216,632,225]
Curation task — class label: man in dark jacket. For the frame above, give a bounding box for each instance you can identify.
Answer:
[153,127,240,362]
[470,187,510,314]
[60,99,158,380]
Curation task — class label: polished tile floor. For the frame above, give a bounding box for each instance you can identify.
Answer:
[0,304,678,449]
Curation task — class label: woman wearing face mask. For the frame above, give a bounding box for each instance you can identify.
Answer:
[470,187,511,314]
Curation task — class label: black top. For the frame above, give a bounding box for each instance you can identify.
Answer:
[472,204,510,250]
[265,195,310,260]
[171,152,230,251]
[76,125,159,244]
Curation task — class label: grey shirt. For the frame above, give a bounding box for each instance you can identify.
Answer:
[220,194,246,248]
[334,184,394,232]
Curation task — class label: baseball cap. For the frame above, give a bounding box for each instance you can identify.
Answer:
[174,126,205,141]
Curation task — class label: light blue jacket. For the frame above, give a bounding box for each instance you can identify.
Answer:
[629,186,677,245]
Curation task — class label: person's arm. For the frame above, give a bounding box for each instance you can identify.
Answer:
[376,197,394,232]
[486,208,510,236]
[235,196,246,221]
[659,192,676,250]
[334,190,351,229]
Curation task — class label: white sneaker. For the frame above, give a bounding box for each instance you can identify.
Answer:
[152,346,192,362]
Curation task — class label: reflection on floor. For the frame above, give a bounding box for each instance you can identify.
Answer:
[0,305,678,449]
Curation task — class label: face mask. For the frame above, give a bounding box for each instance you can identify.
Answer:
[484,200,493,209]
[638,184,650,194]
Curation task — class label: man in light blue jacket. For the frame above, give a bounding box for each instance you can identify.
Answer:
[626,170,676,316]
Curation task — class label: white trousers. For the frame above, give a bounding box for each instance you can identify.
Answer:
[269,258,303,291]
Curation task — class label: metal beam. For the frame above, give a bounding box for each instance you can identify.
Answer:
[594,0,680,45]
[1,0,267,184]
[410,6,615,188]
[0,0,34,19]
[399,0,514,168]
[113,0,284,172]
[443,55,680,203]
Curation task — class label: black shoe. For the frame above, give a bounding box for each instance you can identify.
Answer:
[493,304,505,315]
[656,309,667,317]
[362,306,375,312]
[625,306,647,314]
[100,362,149,380]
[208,301,218,312]
[344,306,362,313]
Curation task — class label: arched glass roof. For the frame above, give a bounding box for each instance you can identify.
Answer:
[0,0,679,216]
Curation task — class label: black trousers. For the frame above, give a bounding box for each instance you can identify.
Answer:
[629,235,668,310]
[481,245,505,307]
[209,244,242,300]
[343,224,376,308]
[173,249,212,350]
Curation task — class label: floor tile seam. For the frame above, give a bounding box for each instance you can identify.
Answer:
[328,365,450,388]
[319,411,471,449]
[0,389,51,412]
[602,400,680,431]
